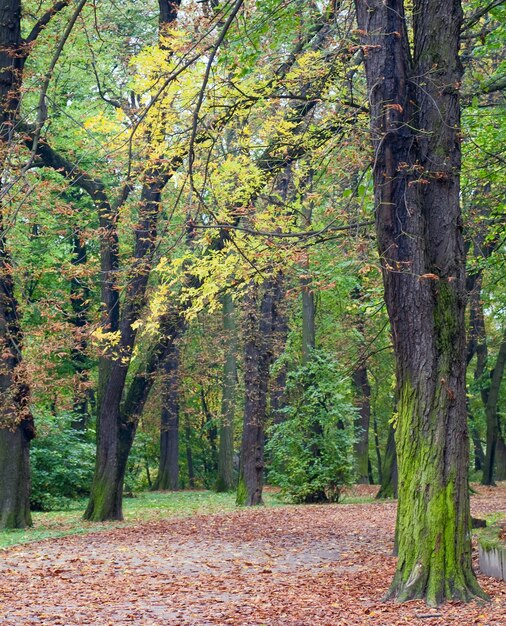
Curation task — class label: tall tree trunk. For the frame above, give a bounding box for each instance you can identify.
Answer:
[482,328,506,485]
[154,336,181,490]
[495,433,506,481]
[376,422,398,499]
[465,247,488,473]
[356,0,485,604]
[237,282,276,505]
[69,232,91,430]
[0,0,34,529]
[301,277,316,364]
[352,365,371,484]
[185,416,195,488]
[83,0,183,522]
[372,411,383,483]
[351,288,371,484]
[216,293,237,492]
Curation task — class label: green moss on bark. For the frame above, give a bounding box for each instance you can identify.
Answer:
[387,379,487,605]
[84,474,123,522]
[236,476,247,506]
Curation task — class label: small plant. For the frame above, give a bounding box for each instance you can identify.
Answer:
[266,350,356,503]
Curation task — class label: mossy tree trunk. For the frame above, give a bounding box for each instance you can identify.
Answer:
[356,0,485,604]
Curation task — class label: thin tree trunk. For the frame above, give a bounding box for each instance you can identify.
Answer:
[376,422,398,499]
[185,417,195,488]
[373,411,383,484]
[154,337,181,490]
[495,433,506,481]
[356,0,485,603]
[351,288,371,484]
[216,293,237,491]
[269,278,288,425]
[466,255,487,472]
[201,386,218,475]
[69,232,91,430]
[482,328,506,485]
[352,365,371,484]
[301,278,316,364]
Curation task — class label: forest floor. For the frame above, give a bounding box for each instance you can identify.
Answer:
[1,485,506,625]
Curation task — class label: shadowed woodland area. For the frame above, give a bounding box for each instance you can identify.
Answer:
[0,0,505,621]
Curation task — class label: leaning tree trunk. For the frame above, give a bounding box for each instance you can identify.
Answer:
[356,0,485,605]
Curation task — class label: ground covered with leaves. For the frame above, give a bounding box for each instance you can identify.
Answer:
[1,486,505,625]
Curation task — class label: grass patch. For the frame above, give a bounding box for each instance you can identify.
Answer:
[0,489,284,550]
[475,512,506,552]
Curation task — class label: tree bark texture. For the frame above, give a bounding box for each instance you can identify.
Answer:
[356,0,485,604]
[0,0,34,529]
[154,331,182,491]
[237,281,280,505]
[352,365,371,484]
[465,242,488,473]
[216,293,237,492]
[301,278,316,365]
[482,327,506,485]
[70,233,91,429]
[376,421,398,499]
[495,434,506,481]
[351,289,371,484]
[84,0,182,520]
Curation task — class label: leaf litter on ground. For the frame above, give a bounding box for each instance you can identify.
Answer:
[0,484,505,625]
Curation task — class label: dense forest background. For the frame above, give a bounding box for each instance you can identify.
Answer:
[0,1,504,603]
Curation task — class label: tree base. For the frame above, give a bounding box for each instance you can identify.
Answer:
[384,567,489,607]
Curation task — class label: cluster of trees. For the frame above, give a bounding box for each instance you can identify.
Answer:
[0,0,504,607]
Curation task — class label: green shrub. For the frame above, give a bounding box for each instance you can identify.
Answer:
[30,414,95,511]
[266,351,355,503]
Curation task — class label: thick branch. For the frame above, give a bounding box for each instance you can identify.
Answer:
[24,1,70,45]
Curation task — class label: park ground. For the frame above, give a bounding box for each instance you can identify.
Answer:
[0,485,505,625]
